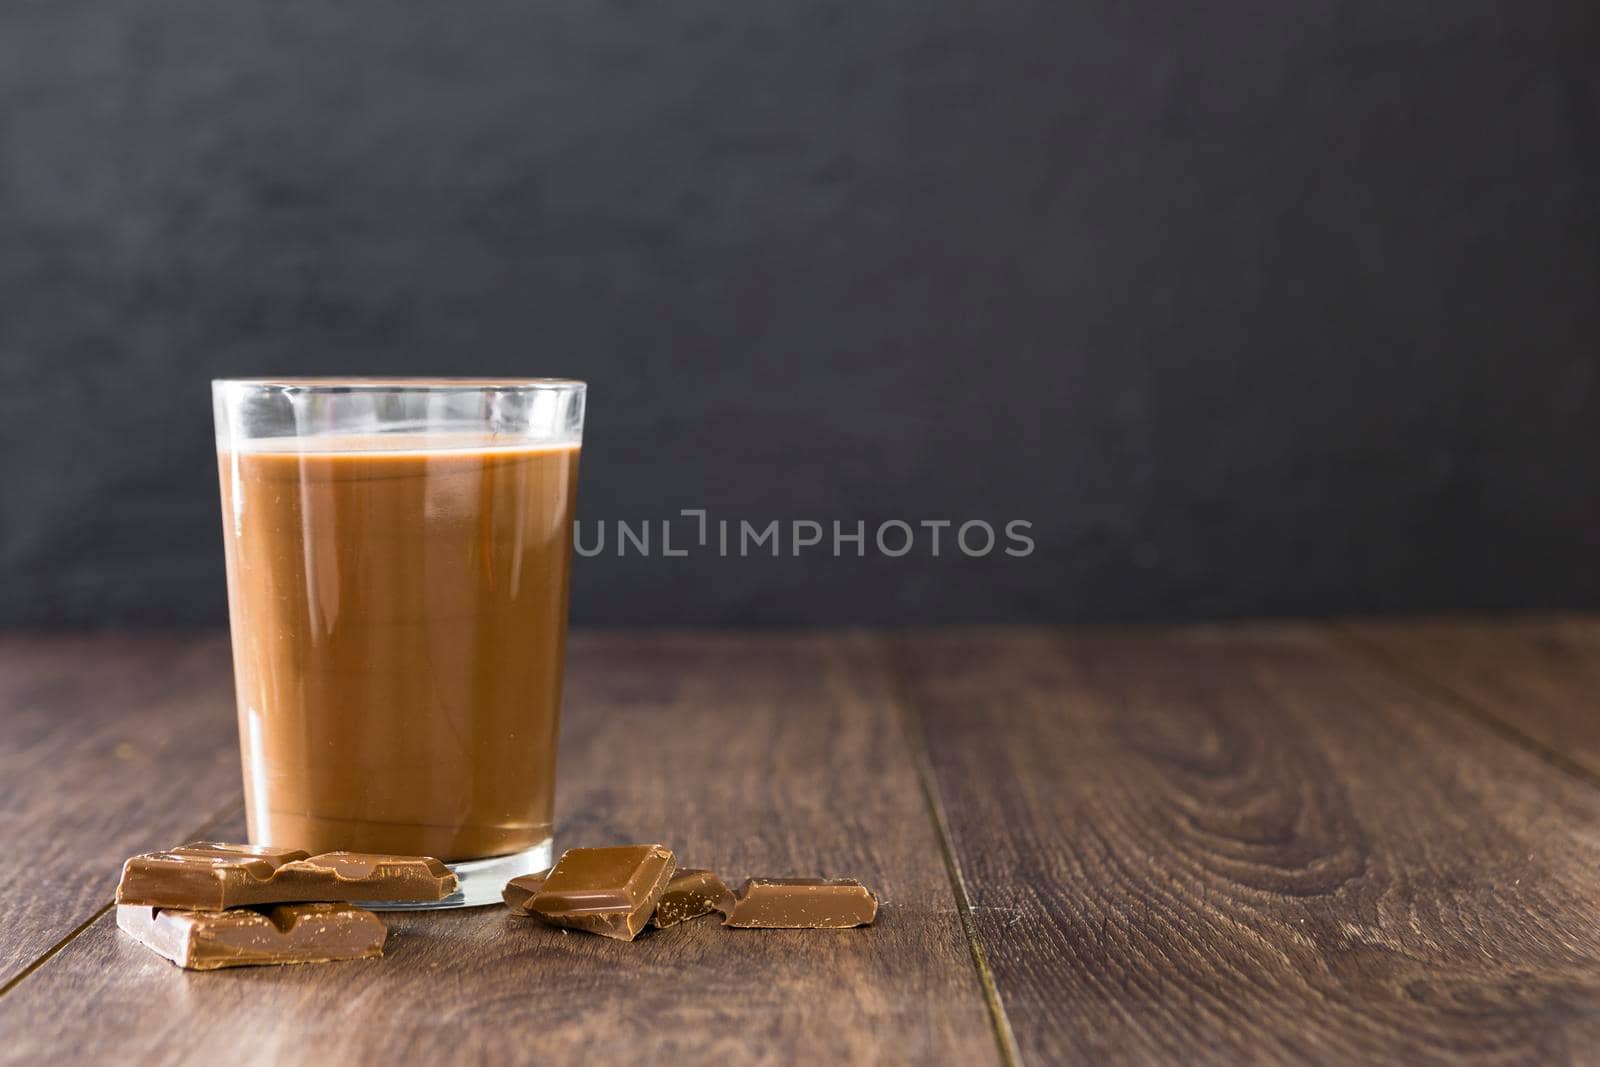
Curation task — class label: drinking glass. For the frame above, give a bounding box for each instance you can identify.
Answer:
[213,378,585,906]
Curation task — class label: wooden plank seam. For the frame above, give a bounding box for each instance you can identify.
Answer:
[0,799,247,1000]
[886,638,1023,1067]
[1332,626,1600,791]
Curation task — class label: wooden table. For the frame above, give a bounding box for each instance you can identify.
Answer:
[2,621,1599,1065]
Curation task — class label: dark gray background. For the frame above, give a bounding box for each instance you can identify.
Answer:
[2,1,1597,627]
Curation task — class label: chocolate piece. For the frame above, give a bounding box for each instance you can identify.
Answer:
[521,844,676,941]
[650,868,735,928]
[117,903,386,970]
[724,878,878,928]
[117,842,457,910]
[502,874,545,914]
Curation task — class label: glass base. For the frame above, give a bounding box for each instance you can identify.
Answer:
[358,839,553,910]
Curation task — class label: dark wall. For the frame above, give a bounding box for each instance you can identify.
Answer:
[3,1,1598,627]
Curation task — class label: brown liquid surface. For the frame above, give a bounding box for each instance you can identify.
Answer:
[218,436,579,861]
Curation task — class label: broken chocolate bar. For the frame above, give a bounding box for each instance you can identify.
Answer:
[117,842,457,910]
[517,844,676,941]
[501,874,545,914]
[650,868,735,928]
[724,878,878,928]
[117,902,386,970]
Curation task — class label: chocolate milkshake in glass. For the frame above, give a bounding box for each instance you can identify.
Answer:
[212,379,584,907]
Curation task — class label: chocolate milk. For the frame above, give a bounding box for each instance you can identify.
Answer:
[218,436,580,861]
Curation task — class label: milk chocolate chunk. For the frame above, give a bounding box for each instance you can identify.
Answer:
[117,903,386,970]
[522,844,676,941]
[502,874,545,914]
[724,878,878,928]
[650,868,735,928]
[117,842,457,910]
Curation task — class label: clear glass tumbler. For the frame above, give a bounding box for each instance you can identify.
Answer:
[212,378,585,907]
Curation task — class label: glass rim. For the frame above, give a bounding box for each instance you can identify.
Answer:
[213,377,586,393]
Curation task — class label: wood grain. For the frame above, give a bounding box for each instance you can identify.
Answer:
[1342,616,1600,777]
[0,634,241,988]
[0,633,997,1066]
[895,626,1600,1065]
